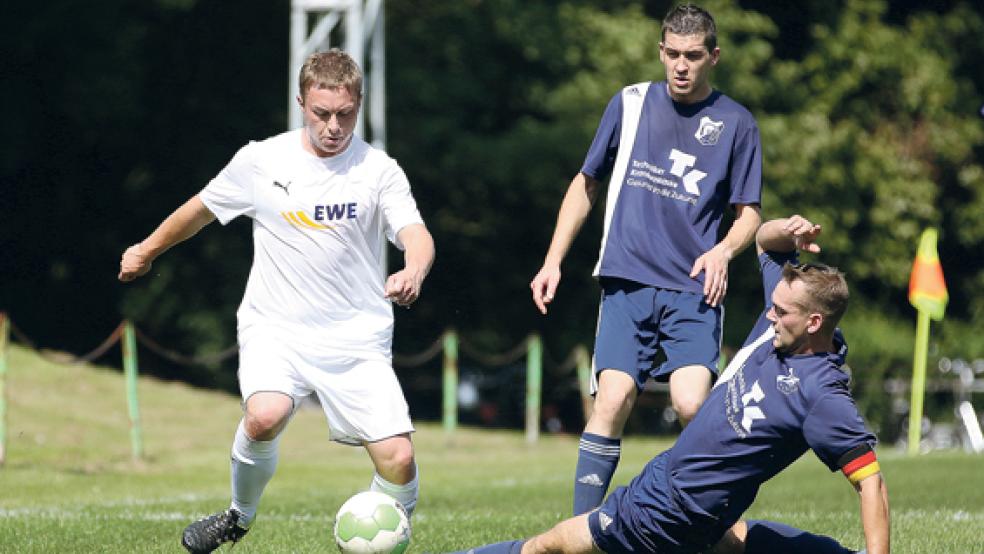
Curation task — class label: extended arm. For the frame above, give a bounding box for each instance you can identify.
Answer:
[754,214,822,256]
[690,203,762,307]
[530,172,601,314]
[118,195,216,282]
[857,473,890,554]
[385,223,435,307]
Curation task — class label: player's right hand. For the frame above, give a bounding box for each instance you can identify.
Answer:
[118,243,152,282]
[783,215,822,253]
[530,265,561,315]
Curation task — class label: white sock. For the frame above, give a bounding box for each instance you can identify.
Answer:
[369,462,419,516]
[229,420,280,527]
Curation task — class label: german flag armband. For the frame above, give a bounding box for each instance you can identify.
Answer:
[837,444,881,485]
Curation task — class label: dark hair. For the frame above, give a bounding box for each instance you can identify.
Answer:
[781,263,849,335]
[299,48,363,101]
[661,4,717,51]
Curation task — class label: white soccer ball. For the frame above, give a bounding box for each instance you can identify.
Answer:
[333,491,411,554]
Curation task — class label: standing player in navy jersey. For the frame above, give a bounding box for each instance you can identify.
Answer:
[530,4,763,515]
[464,215,889,554]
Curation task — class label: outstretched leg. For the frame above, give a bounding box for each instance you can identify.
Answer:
[709,520,857,554]
[455,514,600,554]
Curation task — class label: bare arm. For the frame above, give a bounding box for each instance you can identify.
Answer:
[118,194,216,282]
[754,214,822,256]
[857,473,890,554]
[689,203,762,307]
[530,172,601,314]
[385,223,435,307]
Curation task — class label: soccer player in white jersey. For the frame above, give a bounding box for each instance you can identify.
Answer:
[118,49,435,553]
[530,4,763,515]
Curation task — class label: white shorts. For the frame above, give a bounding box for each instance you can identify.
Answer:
[238,332,414,446]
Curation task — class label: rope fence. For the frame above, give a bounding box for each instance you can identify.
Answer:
[0,312,593,465]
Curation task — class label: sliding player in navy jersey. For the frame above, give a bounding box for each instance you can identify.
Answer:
[529,3,762,516]
[458,215,890,554]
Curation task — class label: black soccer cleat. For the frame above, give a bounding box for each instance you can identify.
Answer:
[181,508,249,553]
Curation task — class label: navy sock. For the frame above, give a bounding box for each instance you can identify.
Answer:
[744,520,855,554]
[452,539,526,554]
[572,432,621,515]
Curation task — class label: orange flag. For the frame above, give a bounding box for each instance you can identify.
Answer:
[908,228,948,321]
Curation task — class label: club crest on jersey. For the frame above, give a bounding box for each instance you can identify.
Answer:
[694,116,724,146]
[777,367,800,395]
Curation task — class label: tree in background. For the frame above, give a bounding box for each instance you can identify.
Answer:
[2,1,982,422]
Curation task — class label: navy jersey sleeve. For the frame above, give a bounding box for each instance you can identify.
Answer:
[580,93,622,181]
[759,250,798,312]
[727,117,762,207]
[803,384,877,472]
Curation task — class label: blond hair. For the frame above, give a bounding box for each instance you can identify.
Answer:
[781,262,849,335]
[299,49,363,101]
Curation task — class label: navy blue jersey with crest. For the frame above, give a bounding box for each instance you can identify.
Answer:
[581,81,762,293]
[603,251,876,550]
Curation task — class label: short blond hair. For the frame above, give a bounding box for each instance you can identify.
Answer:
[299,49,363,101]
[782,262,849,335]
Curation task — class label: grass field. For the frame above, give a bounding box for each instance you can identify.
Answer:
[0,344,982,553]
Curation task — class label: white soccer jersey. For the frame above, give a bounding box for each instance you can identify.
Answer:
[200,130,424,359]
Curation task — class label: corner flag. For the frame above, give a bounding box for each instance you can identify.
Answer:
[908,228,948,321]
[907,227,948,455]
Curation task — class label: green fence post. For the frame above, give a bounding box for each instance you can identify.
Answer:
[121,320,144,461]
[525,334,542,445]
[442,329,458,441]
[575,345,592,424]
[0,312,9,466]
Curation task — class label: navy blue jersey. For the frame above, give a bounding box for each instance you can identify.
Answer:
[582,81,762,293]
[634,251,875,537]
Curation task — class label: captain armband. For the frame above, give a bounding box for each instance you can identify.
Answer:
[837,443,881,485]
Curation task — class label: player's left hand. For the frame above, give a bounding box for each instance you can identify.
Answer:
[385,268,424,307]
[119,243,153,282]
[690,244,732,307]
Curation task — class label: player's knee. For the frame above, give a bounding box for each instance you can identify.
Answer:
[672,393,705,423]
[243,409,289,440]
[592,382,636,422]
[375,444,415,477]
[388,446,415,474]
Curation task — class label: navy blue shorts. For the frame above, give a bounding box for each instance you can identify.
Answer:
[588,452,726,553]
[593,278,721,390]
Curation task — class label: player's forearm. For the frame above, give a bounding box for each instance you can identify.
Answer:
[858,474,891,554]
[542,173,599,267]
[398,223,435,280]
[139,195,216,260]
[755,217,797,254]
[714,204,761,259]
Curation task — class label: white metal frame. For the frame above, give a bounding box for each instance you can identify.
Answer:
[289,0,385,149]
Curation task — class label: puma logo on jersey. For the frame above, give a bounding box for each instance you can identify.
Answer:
[273,180,291,195]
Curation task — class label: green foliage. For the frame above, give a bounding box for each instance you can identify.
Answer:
[2,1,983,399]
